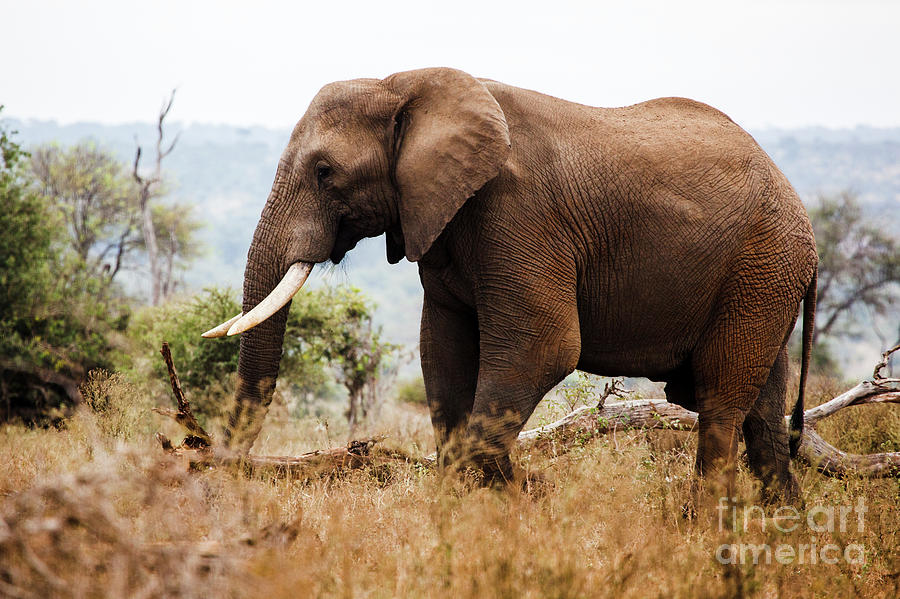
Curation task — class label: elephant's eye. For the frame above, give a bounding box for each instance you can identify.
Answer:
[315,162,332,186]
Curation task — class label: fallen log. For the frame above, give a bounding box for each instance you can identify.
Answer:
[796,342,900,477]
[519,386,900,478]
[154,436,419,479]
[518,343,900,478]
[154,342,900,480]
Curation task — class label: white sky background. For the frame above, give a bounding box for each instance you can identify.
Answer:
[2,0,899,130]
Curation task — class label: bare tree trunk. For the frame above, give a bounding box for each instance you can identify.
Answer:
[138,185,161,304]
[346,384,364,438]
[133,90,179,306]
[161,222,178,299]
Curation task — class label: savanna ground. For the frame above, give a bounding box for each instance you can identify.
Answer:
[1,370,898,599]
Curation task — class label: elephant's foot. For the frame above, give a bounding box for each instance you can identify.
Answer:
[473,453,516,487]
[680,466,739,523]
[758,471,804,507]
[479,457,554,497]
[435,452,512,495]
[439,453,552,498]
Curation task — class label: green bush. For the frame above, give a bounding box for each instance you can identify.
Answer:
[124,287,241,423]
[0,109,126,423]
[125,287,241,391]
[125,285,397,425]
[395,376,427,406]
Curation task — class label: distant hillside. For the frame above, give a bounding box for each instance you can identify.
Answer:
[9,118,900,375]
[753,127,900,215]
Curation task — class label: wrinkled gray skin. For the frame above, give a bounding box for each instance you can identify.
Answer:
[226,68,817,500]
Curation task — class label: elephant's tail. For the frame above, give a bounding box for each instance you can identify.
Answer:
[790,266,817,458]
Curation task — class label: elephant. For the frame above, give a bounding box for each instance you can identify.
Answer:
[203,67,817,501]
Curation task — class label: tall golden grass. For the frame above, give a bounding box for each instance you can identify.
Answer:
[1,371,897,598]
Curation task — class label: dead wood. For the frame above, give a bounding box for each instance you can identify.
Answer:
[516,387,900,478]
[517,399,694,453]
[152,342,211,446]
[518,344,900,478]
[133,90,179,306]
[157,436,427,479]
[155,433,425,479]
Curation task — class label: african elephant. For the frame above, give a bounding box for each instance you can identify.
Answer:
[204,67,817,500]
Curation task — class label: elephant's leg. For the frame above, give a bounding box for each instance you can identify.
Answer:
[420,296,479,469]
[742,345,801,502]
[463,286,581,484]
[691,290,795,497]
[694,408,745,490]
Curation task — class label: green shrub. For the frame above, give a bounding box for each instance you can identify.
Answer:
[0,109,126,423]
[125,285,397,426]
[395,376,427,406]
[124,287,241,423]
[126,287,241,390]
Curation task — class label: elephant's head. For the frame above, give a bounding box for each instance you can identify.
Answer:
[203,68,511,449]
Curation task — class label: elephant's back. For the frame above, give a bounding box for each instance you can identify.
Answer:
[474,81,816,376]
[601,97,769,181]
[597,96,809,235]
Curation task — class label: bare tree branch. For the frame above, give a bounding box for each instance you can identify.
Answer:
[153,342,211,446]
[160,131,180,161]
[132,90,178,305]
[131,141,144,186]
[156,90,179,163]
[873,342,900,381]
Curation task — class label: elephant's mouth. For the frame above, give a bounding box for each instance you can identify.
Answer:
[203,220,370,338]
[329,222,366,264]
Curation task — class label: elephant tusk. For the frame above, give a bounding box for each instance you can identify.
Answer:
[226,262,314,336]
[201,312,243,338]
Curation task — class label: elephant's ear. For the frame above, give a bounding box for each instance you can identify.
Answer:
[383,68,511,262]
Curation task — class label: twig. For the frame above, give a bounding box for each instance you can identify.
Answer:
[873,342,900,381]
[596,377,626,409]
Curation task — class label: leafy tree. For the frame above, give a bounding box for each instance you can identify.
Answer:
[0,111,124,423]
[0,112,55,320]
[284,286,399,429]
[149,202,204,299]
[30,141,202,302]
[30,143,141,288]
[810,191,900,342]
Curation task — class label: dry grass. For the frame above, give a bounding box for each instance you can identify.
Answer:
[1,372,898,598]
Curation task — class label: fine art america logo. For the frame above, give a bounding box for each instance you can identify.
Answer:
[715,497,867,566]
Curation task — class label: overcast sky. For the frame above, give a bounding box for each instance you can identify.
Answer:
[4,0,899,130]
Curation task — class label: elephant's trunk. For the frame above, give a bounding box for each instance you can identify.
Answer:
[211,157,334,451]
[223,213,294,451]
